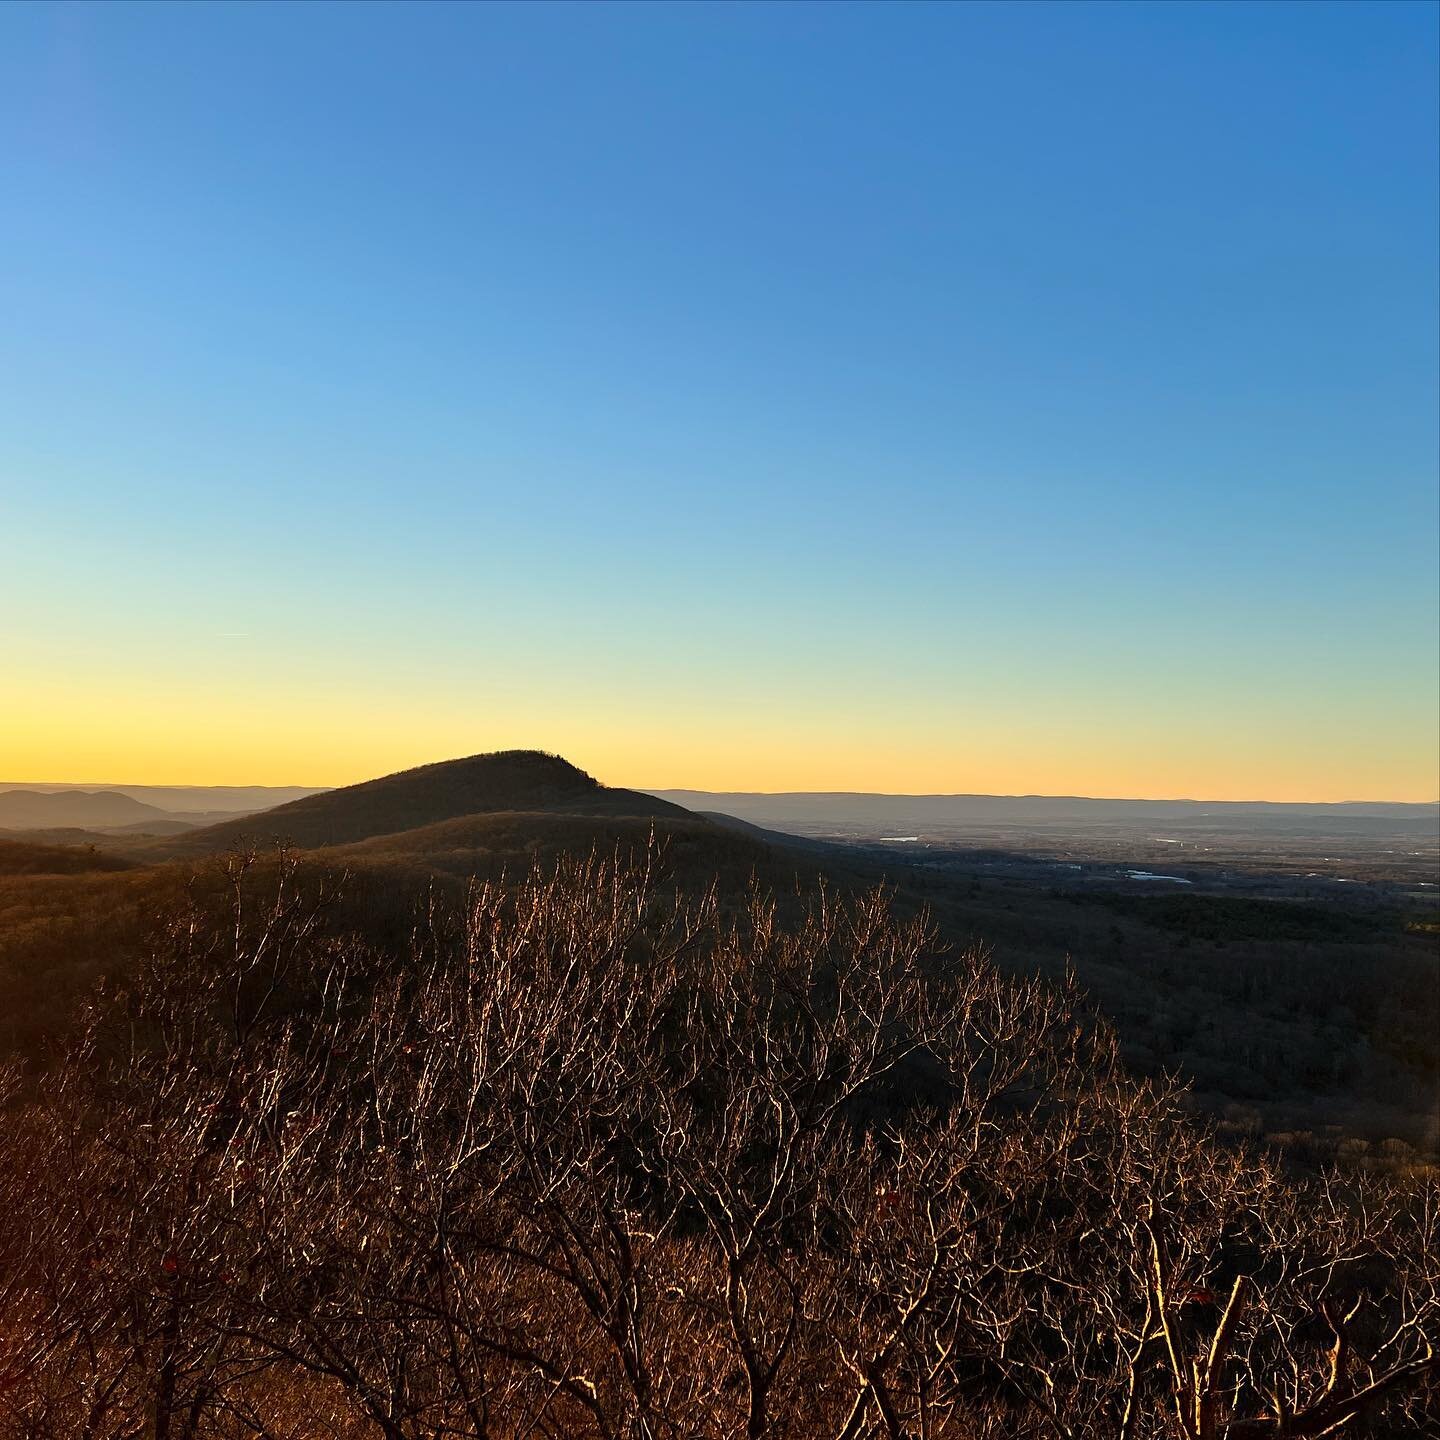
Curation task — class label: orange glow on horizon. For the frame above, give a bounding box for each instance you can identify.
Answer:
[3,719,1435,805]
[5,658,1436,804]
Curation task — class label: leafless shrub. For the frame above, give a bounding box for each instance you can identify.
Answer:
[1,847,1434,1438]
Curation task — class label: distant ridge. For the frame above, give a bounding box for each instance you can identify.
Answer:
[158,751,691,855]
[645,790,1440,837]
[0,789,174,830]
[0,783,325,812]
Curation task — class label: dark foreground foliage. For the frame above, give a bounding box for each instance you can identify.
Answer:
[1,851,1436,1439]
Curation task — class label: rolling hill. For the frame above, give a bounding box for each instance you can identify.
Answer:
[153,751,693,856]
[0,789,177,831]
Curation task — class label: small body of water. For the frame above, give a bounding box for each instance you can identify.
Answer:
[1125,870,1193,885]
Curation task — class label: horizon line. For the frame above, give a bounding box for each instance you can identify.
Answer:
[4,775,1437,810]
[645,786,1440,808]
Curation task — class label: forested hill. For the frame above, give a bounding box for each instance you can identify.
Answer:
[153,751,688,856]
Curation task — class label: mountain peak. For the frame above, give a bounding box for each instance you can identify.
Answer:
[157,750,686,855]
[397,749,598,786]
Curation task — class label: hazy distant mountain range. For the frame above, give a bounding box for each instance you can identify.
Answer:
[4,777,1437,846]
[0,783,327,834]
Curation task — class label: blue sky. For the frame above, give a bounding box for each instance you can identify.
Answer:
[2,1,1436,797]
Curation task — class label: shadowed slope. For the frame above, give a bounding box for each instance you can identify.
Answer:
[0,838,135,877]
[322,809,817,893]
[153,751,691,856]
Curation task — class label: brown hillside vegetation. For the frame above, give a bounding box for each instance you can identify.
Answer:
[326,810,798,889]
[0,752,1433,1165]
[0,752,1435,1434]
[0,839,134,878]
[0,860,221,1062]
[0,826,153,854]
[0,754,793,1066]
[1,850,1436,1438]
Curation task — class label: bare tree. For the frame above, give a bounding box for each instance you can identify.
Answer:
[2,847,1434,1439]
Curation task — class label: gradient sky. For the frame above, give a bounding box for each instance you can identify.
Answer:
[2,2,1436,800]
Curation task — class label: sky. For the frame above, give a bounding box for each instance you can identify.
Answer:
[1,2,1436,801]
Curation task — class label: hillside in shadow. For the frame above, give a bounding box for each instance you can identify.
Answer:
[151,750,688,857]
